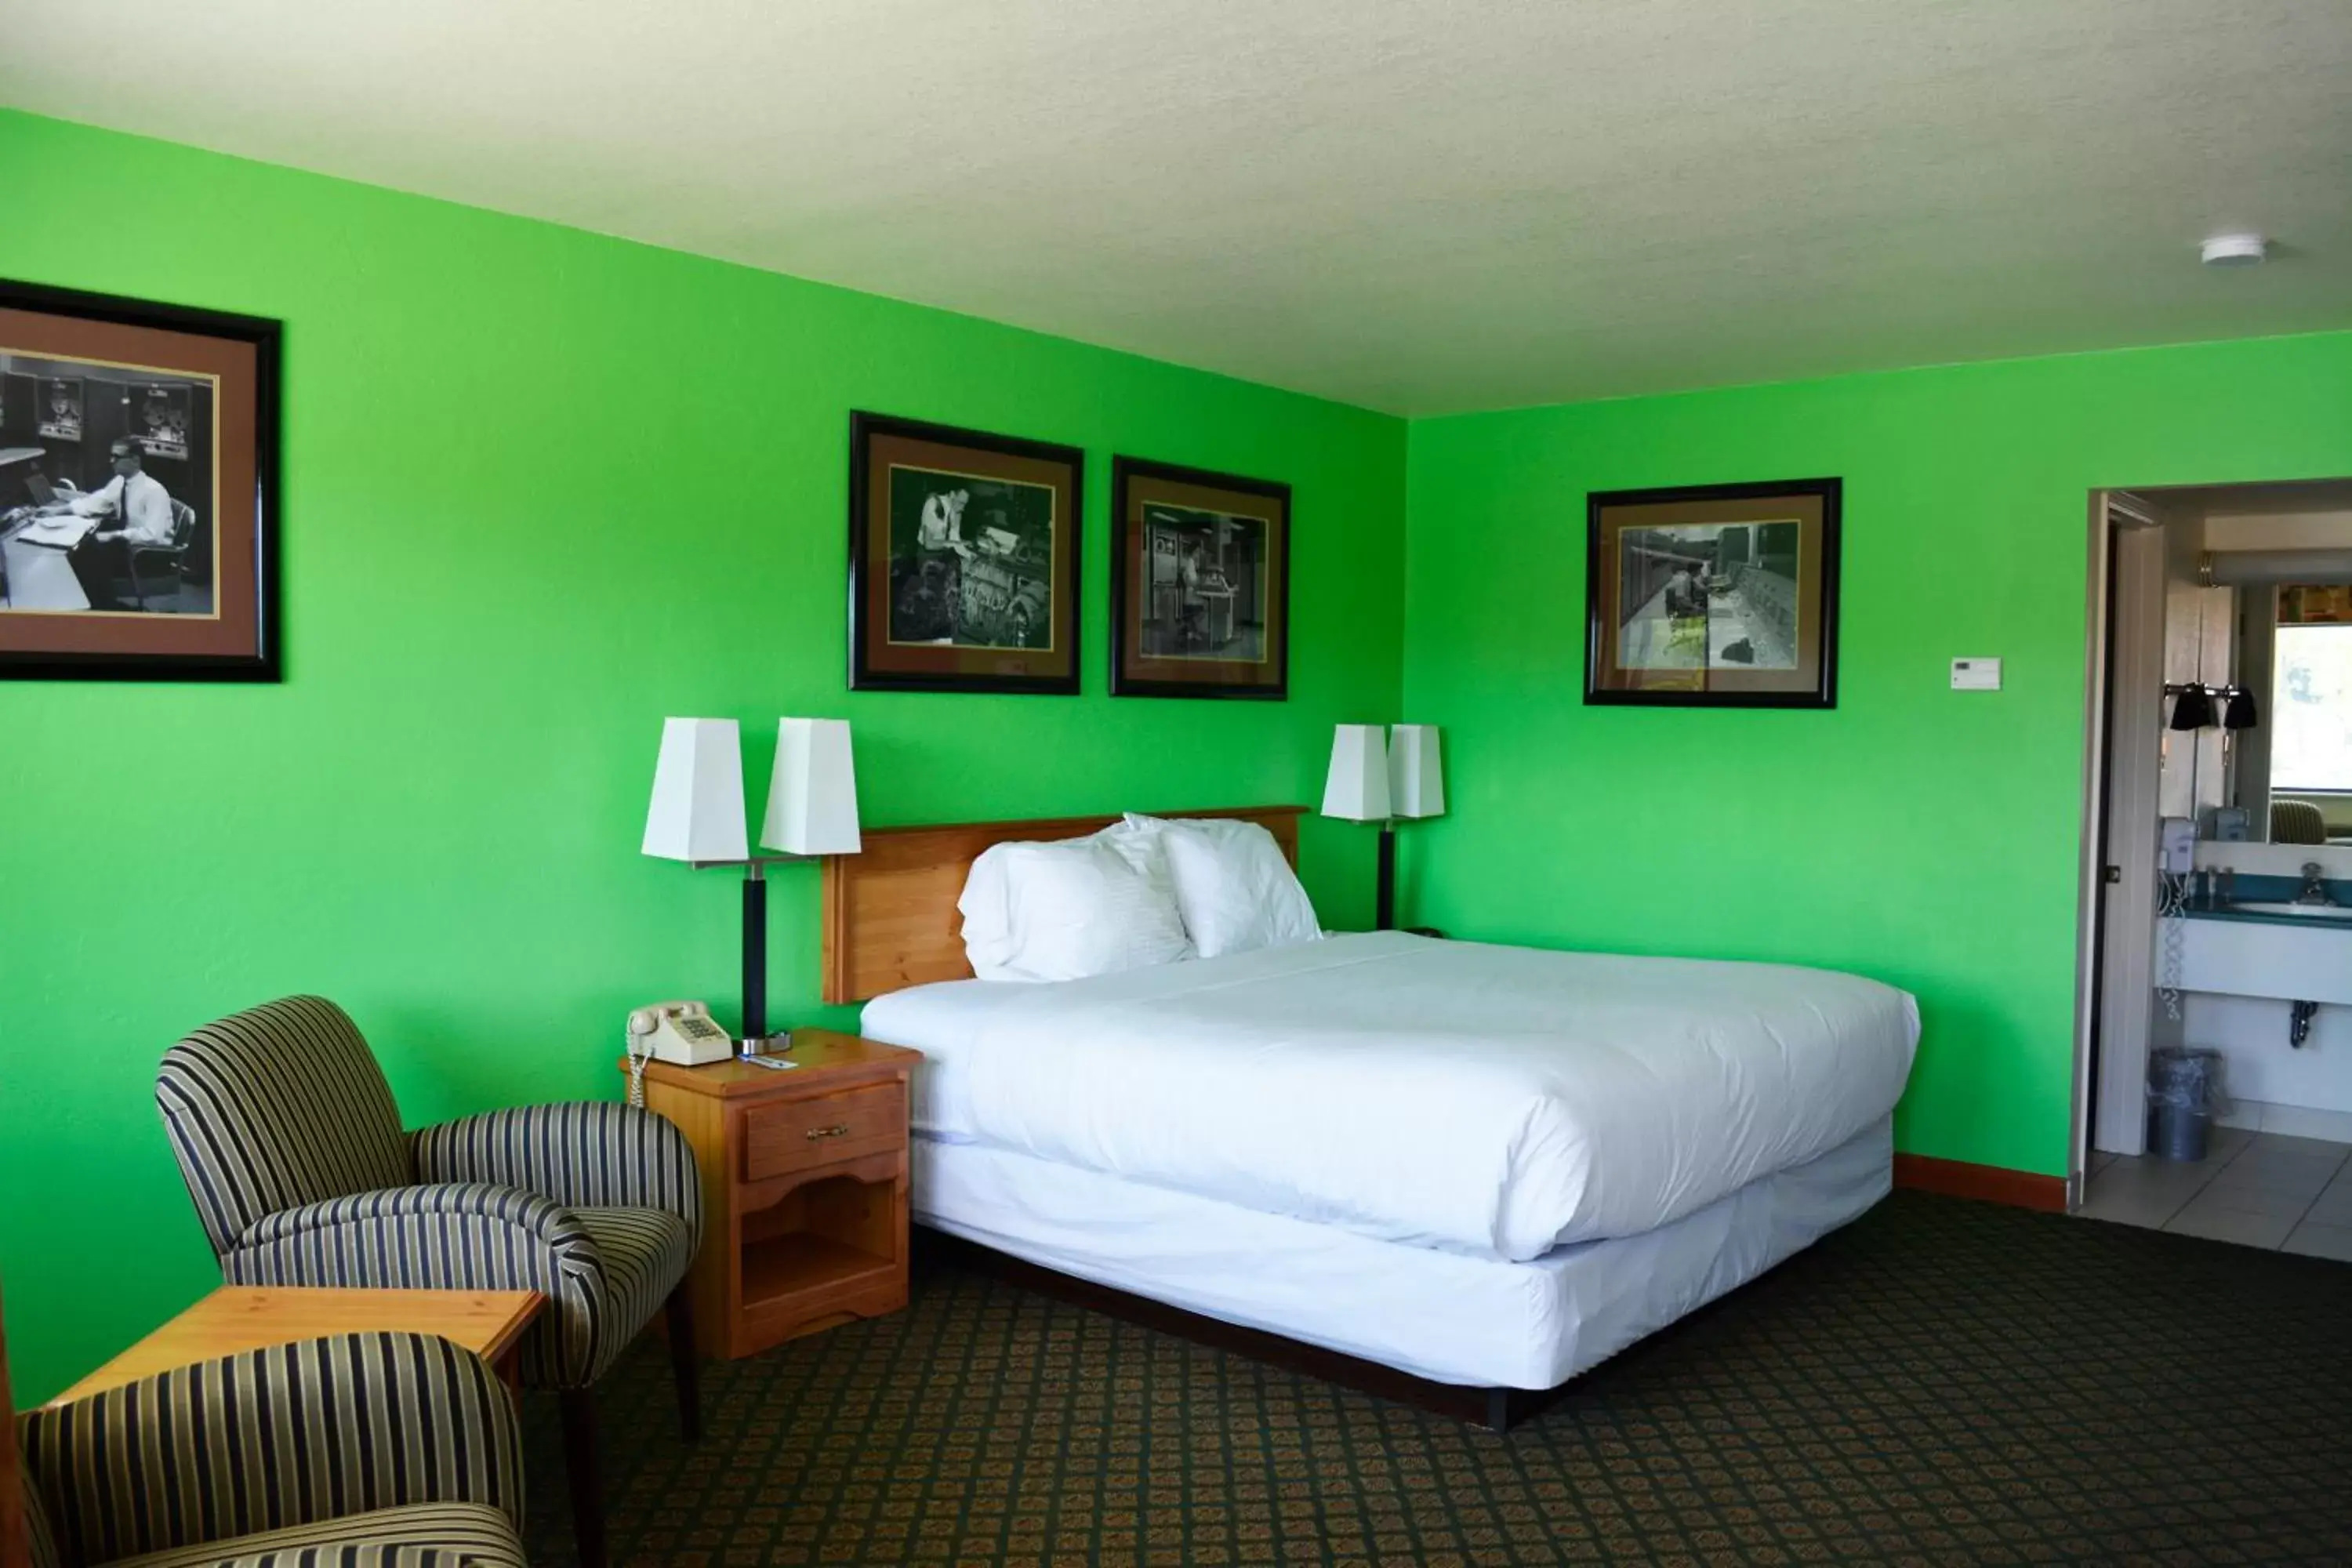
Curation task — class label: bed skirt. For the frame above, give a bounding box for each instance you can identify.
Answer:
[913,1115,1893,1396]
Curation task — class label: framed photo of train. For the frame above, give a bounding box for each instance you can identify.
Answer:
[1,279,281,682]
[1109,456,1289,699]
[848,412,1081,695]
[1584,477,1840,710]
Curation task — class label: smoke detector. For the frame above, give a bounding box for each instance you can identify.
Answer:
[2201,234,2269,267]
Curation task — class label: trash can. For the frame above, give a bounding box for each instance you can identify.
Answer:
[2147,1047,2228,1162]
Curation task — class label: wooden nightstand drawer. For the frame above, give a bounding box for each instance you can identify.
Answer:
[742,1080,906,1182]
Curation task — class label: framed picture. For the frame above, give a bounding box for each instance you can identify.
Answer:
[848,412,1081,695]
[1109,456,1290,699]
[1584,477,1841,709]
[1,279,281,682]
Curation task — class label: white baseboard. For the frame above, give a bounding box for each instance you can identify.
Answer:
[2215,1098,2352,1143]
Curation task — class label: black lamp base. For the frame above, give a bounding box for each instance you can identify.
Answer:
[740,865,770,1048]
[1376,823,1396,931]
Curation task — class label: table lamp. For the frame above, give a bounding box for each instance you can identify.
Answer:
[1389,724,1446,823]
[1322,724,1393,928]
[643,716,862,1053]
[1319,723,1446,931]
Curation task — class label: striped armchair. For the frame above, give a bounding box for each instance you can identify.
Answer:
[2272,798,2328,845]
[16,1332,525,1567]
[154,997,703,1568]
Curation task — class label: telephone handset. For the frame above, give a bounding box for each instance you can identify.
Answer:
[625,1000,732,1105]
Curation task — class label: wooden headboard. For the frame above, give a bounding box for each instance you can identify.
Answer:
[821,805,1305,1004]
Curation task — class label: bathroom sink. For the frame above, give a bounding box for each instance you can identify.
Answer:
[2183,905,2352,1002]
[2224,901,2352,920]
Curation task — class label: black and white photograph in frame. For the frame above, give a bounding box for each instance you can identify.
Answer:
[885,468,1056,652]
[1613,520,1804,673]
[1139,502,1269,662]
[1584,477,1839,710]
[1112,456,1290,699]
[2,379,210,616]
[1,278,280,682]
[848,412,1082,695]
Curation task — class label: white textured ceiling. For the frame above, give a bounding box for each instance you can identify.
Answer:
[4,1,2348,415]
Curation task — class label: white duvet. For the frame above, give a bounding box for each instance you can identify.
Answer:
[859,931,1918,1261]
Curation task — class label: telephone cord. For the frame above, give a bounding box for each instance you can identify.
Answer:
[2157,871,2187,1023]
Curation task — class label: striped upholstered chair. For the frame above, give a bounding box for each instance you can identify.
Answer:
[154,996,702,1568]
[2272,798,2328,845]
[16,1331,526,1566]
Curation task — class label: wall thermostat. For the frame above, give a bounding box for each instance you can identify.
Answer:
[1951,658,2002,691]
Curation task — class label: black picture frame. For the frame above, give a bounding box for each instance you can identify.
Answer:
[1584,477,1841,710]
[847,412,1083,695]
[1109,456,1291,700]
[1,278,281,683]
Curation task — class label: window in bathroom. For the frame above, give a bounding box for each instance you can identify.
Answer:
[2271,620,2352,791]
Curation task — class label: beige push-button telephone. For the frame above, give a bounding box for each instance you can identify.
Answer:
[625,1000,731,1104]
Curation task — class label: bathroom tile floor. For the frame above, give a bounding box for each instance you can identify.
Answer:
[2078,1127,2352,1257]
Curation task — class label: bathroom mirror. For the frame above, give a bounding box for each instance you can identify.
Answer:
[2163,488,2352,847]
[2253,589,2352,845]
[2214,577,2352,847]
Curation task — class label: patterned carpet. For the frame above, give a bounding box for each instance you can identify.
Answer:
[520,1193,2352,1565]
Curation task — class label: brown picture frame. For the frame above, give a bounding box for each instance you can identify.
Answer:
[848,412,1081,695]
[1,279,281,682]
[1584,477,1841,709]
[1109,456,1290,700]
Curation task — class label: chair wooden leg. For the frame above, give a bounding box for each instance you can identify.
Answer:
[557,1386,608,1568]
[666,1285,702,1443]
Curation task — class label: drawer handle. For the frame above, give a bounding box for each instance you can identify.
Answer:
[804,1123,851,1142]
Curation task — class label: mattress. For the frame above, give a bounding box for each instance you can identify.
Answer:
[916,1115,1895,1390]
[862,931,1918,1261]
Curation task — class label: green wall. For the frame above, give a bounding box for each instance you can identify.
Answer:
[0,111,1406,1402]
[1402,330,2352,1179]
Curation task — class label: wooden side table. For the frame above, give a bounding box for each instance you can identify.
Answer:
[45,1287,544,1407]
[626,1030,920,1359]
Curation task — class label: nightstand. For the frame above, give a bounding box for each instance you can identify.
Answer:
[623,1030,920,1359]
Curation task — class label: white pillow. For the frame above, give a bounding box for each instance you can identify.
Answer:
[958,829,1192,982]
[1123,815,1323,959]
[958,825,1109,975]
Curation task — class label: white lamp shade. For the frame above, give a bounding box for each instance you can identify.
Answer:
[1388,724,1446,819]
[1320,724,1392,822]
[760,717,862,855]
[642,717,748,862]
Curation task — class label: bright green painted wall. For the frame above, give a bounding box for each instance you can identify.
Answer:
[1403,331,2352,1179]
[0,111,1406,1402]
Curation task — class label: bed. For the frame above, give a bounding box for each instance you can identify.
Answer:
[830,805,1919,1428]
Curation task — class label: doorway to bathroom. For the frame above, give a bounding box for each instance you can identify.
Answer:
[2074,478,2352,1257]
